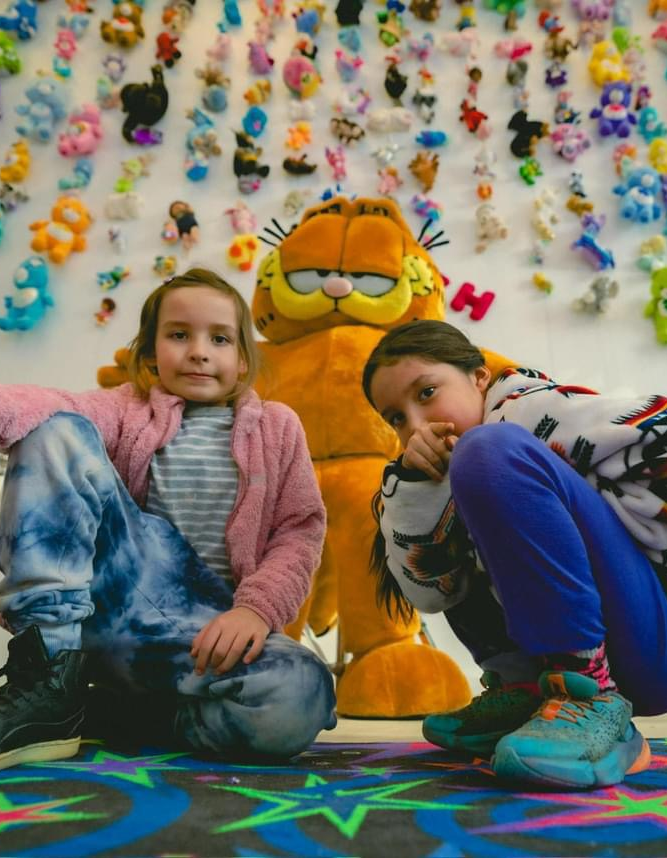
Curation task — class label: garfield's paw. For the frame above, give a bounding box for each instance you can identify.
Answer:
[336,640,471,719]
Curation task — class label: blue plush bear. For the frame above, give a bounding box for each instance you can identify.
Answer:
[613,166,663,223]
[15,77,68,142]
[0,256,53,331]
[0,0,38,40]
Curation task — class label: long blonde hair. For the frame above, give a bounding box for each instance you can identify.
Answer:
[126,268,260,400]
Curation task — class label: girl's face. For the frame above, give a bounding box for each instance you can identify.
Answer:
[154,286,247,404]
[370,356,491,449]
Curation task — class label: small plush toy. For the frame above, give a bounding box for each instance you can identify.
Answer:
[649,139,667,174]
[282,52,321,99]
[409,151,439,191]
[573,274,619,312]
[409,0,441,21]
[638,106,667,143]
[519,156,543,185]
[97,265,129,291]
[0,0,37,40]
[377,165,403,196]
[572,0,613,19]
[636,235,667,273]
[507,110,549,158]
[0,140,30,183]
[120,65,168,144]
[155,31,181,67]
[613,166,663,222]
[225,201,257,234]
[283,154,317,175]
[29,196,92,263]
[15,76,68,142]
[571,212,615,270]
[475,202,508,252]
[0,256,52,331]
[242,106,267,138]
[243,78,272,105]
[590,81,636,137]
[459,100,489,136]
[324,144,347,182]
[645,268,667,345]
[335,0,363,25]
[226,233,259,271]
[233,130,270,191]
[168,200,199,251]
[330,117,364,145]
[94,297,116,326]
[196,63,230,114]
[551,123,591,161]
[100,2,145,49]
[153,254,177,278]
[366,106,413,132]
[184,107,221,181]
[0,31,21,75]
[283,189,310,216]
[587,40,631,86]
[285,121,311,149]
[57,103,103,156]
[58,157,94,190]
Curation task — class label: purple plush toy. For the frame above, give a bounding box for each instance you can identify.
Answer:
[590,81,636,138]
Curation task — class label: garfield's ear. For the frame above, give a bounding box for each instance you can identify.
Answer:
[96,347,132,389]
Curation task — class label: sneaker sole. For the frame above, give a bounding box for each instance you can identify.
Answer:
[491,725,651,789]
[0,736,81,771]
[422,723,504,757]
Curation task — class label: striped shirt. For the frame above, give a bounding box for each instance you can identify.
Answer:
[145,403,238,586]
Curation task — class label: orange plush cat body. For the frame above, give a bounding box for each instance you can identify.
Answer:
[252,196,473,717]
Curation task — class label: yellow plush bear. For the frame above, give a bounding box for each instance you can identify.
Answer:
[29,197,92,264]
[251,195,513,718]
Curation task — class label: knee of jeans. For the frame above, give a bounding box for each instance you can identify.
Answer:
[248,652,336,757]
[24,412,101,451]
[450,423,532,493]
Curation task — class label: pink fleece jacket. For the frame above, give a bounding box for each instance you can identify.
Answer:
[0,382,326,631]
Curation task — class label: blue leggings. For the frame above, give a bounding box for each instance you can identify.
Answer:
[447,422,667,717]
[0,413,336,756]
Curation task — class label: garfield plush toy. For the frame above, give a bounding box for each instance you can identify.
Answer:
[252,195,474,717]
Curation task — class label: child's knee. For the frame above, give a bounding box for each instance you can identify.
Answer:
[18,413,103,461]
[451,423,523,480]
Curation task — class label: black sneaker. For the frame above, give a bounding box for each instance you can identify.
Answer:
[0,625,87,770]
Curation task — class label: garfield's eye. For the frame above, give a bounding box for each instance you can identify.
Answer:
[350,273,395,297]
[286,270,327,294]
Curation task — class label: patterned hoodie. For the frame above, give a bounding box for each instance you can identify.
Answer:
[379,367,667,613]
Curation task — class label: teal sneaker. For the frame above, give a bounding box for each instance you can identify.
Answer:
[492,671,652,789]
[422,671,542,757]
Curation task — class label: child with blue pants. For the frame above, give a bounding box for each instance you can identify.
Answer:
[0,268,336,769]
[363,320,667,789]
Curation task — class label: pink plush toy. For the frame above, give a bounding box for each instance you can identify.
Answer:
[57,104,103,157]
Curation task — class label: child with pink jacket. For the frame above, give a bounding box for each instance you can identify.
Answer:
[0,268,336,771]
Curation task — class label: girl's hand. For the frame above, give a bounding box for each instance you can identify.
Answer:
[402,421,458,482]
[191,606,270,675]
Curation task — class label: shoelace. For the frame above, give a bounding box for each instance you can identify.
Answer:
[537,694,612,724]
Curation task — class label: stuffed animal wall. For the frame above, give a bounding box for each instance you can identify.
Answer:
[251,195,488,718]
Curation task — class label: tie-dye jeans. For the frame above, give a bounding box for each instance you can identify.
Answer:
[0,413,337,757]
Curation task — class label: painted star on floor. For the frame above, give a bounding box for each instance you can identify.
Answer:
[0,791,104,833]
[212,772,468,838]
[30,750,188,787]
[472,785,667,835]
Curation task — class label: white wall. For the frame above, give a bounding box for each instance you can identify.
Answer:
[0,2,666,684]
